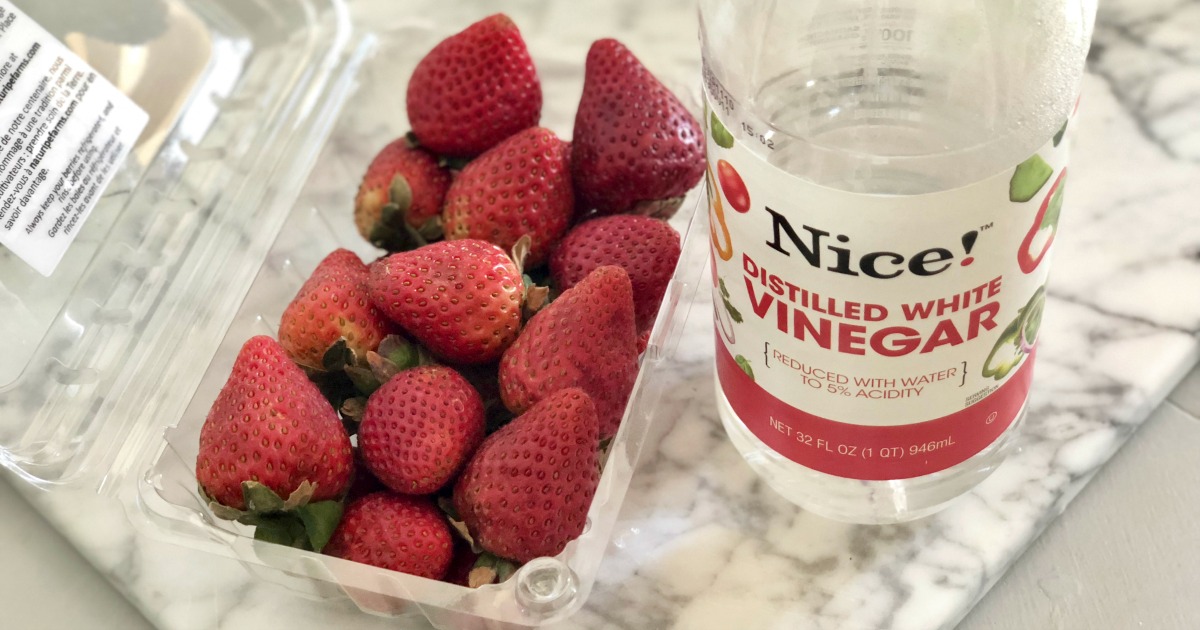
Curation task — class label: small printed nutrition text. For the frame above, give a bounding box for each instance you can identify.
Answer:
[0,48,126,238]
[0,0,131,243]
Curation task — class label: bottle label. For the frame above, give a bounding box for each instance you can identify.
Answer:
[707,102,1073,480]
[0,0,148,277]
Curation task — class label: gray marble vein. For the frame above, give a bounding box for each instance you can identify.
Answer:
[10,0,1200,629]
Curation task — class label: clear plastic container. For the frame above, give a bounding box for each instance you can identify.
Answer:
[0,1,708,627]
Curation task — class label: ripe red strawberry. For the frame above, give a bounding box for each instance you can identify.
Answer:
[407,14,542,157]
[354,138,451,251]
[279,249,398,370]
[453,388,600,563]
[368,240,523,364]
[572,39,705,217]
[549,215,680,334]
[442,127,573,268]
[197,336,353,510]
[358,366,486,495]
[325,492,454,580]
[499,266,637,439]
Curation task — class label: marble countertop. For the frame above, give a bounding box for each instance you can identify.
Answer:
[5,0,1200,629]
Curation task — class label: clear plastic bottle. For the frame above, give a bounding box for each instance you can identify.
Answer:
[699,0,1096,523]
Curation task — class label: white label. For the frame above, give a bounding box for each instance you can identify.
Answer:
[707,100,1074,480]
[0,1,148,276]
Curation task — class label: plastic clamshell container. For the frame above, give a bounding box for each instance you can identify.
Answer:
[0,1,707,628]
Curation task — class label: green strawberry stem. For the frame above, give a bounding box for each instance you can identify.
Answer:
[207,481,345,553]
[468,552,519,587]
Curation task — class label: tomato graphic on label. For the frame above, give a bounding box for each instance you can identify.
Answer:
[717,159,751,213]
[1017,168,1066,274]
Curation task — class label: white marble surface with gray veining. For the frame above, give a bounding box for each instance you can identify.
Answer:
[7,0,1200,629]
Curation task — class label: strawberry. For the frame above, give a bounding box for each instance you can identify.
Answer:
[325,492,454,580]
[442,127,573,268]
[407,14,542,158]
[453,388,600,563]
[638,329,651,355]
[358,366,486,495]
[499,266,638,439]
[571,38,705,218]
[354,138,451,251]
[197,336,353,511]
[549,215,680,334]
[368,240,523,365]
[279,249,398,370]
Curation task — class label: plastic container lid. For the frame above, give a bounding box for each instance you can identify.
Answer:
[0,1,708,627]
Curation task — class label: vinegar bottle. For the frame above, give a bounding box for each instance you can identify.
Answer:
[699,0,1096,523]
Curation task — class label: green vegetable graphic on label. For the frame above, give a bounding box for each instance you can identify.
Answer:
[982,315,1023,379]
[734,355,755,381]
[1053,119,1069,147]
[710,111,735,149]
[981,286,1046,380]
[1018,286,1045,353]
[1009,154,1053,202]
[1039,178,1064,230]
[718,278,742,323]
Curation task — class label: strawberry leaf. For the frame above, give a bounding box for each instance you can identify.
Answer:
[468,552,519,587]
[242,481,286,514]
[416,216,444,242]
[468,565,498,588]
[344,365,380,396]
[207,501,246,522]
[295,500,344,553]
[282,481,316,511]
[322,339,354,371]
[388,174,414,212]
[340,396,366,421]
[379,335,420,370]
[366,351,402,384]
[436,495,461,521]
[631,195,685,219]
[253,514,309,549]
[510,235,533,277]
[371,190,438,253]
